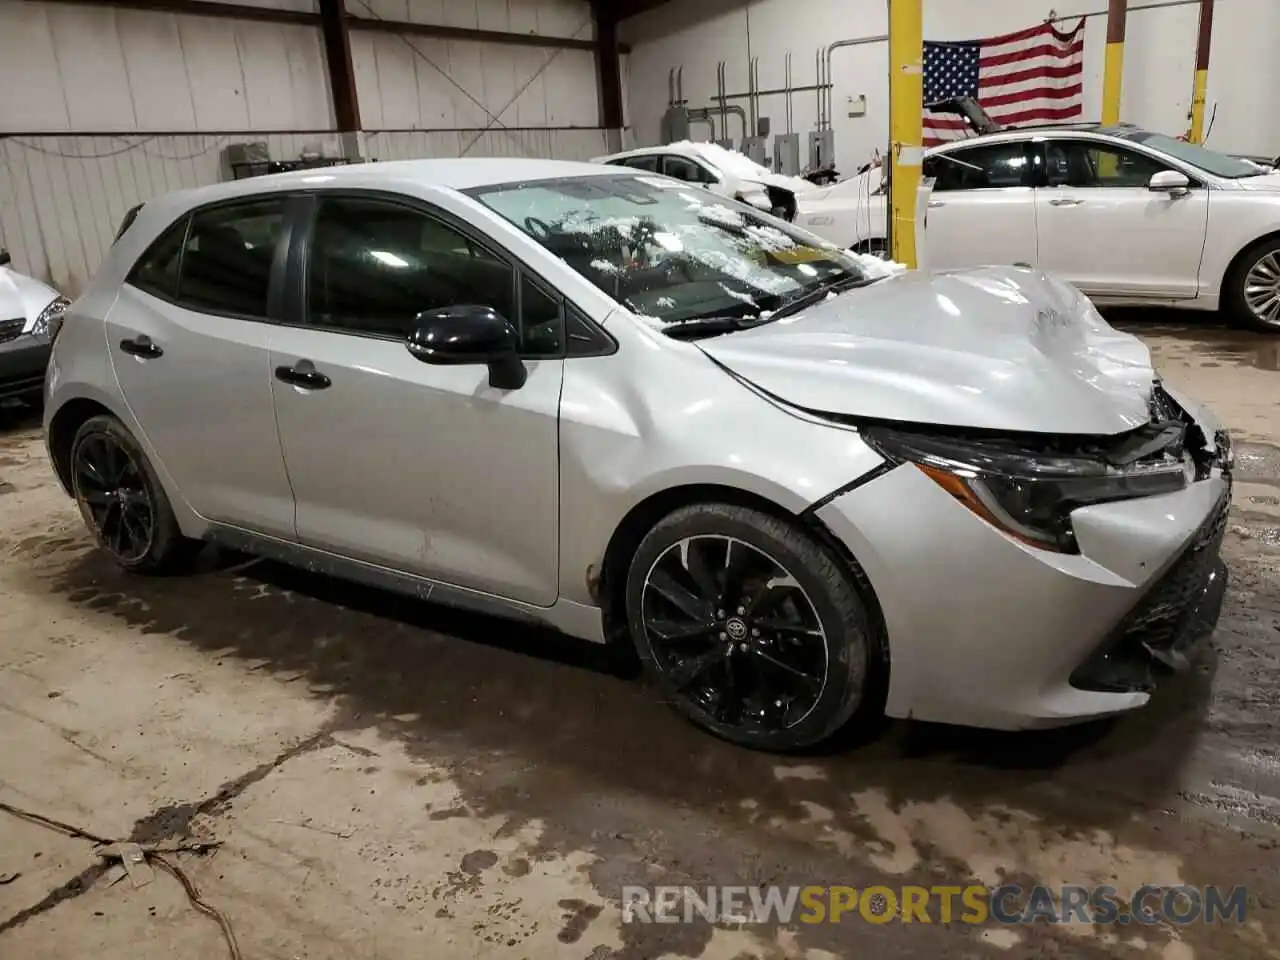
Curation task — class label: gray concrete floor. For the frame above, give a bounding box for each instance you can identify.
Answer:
[0,314,1278,960]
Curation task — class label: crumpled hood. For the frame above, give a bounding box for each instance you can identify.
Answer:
[741,170,818,196]
[0,267,61,332]
[698,266,1156,435]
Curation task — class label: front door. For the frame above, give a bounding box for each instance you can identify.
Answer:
[921,140,1039,271]
[1033,138,1210,298]
[269,193,563,606]
[105,196,297,537]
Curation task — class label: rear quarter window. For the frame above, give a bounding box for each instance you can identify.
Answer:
[127,214,189,301]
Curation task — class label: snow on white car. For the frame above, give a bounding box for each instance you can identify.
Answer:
[796,124,1280,332]
[0,249,70,403]
[592,141,817,223]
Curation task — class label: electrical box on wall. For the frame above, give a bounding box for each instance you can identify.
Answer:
[661,106,691,144]
[808,130,835,172]
[774,134,801,176]
[847,95,868,118]
[742,137,769,167]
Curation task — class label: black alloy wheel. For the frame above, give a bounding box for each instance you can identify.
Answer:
[627,504,877,751]
[69,415,199,574]
[72,430,155,563]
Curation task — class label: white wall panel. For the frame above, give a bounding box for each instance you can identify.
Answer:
[348,7,599,132]
[356,0,592,40]
[0,0,334,132]
[623,0,1278,169]
[0,128,612,295]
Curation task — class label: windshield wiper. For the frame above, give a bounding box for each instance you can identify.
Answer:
[662,315,774,341]
[768,273,880,322]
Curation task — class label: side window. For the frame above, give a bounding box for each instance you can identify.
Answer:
[177,198,288,317]
[662,155,708,182]
[1044,140,1170,188]
[306,196,515,338]
[620,155,660,173]
[128,215,188,301]
[519,275,563,357]
[926,143,1030,192]
[565,304,614,357]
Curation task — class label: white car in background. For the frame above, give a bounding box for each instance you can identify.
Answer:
[798,124,1280,332]
[593,141,816,223]
[0,249,70,403]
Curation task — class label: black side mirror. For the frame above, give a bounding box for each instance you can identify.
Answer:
[406,305,527,390]
[0,250,10,267]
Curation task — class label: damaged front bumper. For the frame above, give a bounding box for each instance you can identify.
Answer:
[812,389,1233,731]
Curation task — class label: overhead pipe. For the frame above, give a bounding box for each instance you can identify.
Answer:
[778,51,788,134]
[1101,0,1128,126]
[824,34,890,130]
[1187,0,1215,142]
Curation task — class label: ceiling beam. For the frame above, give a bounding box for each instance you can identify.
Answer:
[36,0,630,53]
[592,2,624,129]
[599,0,674,20]
[318,0,360,132]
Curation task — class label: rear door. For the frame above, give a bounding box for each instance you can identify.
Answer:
[105,195,299,537]
[921,140,1039,270]
[1032,137,1209,298]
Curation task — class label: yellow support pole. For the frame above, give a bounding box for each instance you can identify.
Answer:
[1187,0,1214,143]
[1100,0,1128,127]
[888,0,923,269]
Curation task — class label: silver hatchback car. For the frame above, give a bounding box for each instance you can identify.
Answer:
[45,159,1233,751]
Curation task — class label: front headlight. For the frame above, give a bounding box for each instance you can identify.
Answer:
[863,426,1189,553]
[31,295,70,340]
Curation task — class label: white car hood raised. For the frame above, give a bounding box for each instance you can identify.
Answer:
[698,266,1156,435]
[0,267,60,332]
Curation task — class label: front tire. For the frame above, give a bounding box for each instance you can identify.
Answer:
[1225,237,1280,332]
[70,415,199,574]
[625,503,877,751]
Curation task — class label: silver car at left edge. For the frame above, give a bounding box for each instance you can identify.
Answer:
[0,248,70,403]
[42,159,1233,751]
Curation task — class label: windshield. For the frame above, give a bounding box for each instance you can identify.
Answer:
[466,173,867,331]
[1118,129,1262,178]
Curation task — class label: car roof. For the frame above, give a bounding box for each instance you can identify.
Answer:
[929,123,1144,152]
[145,157,618,212]
[593,144,696,162]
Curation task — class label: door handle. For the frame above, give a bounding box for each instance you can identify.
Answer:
[119,334,163,359]
[274,360,332,390]
[1049,197,1084,207]
[928,200,946,208]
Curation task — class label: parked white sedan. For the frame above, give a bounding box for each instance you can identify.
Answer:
[798,125,1280,332]
[593,141,816,222]
[0,249,69,403]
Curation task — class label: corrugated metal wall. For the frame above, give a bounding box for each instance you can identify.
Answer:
[0,128,616,295]
[0,0,632,295]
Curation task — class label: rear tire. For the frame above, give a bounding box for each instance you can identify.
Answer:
[70,415,200,574]
[625,503,878,752]
[1224,237,1280,333]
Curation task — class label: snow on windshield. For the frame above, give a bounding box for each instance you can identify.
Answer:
[472,175,871,327]
[847,251,908,280]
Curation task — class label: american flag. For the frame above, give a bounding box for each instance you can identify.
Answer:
[922,20,1086,147]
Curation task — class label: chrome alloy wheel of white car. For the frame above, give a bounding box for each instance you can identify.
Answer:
[1240,244,1280,330]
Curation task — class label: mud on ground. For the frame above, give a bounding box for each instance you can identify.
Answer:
[0,314,1278,959]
